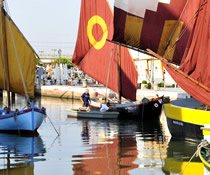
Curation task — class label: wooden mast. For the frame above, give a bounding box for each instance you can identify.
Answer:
[0,0,11,107]
[117,44,122,103]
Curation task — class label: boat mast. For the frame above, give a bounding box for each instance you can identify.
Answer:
[0,0,10,107]
[117,44,122,103]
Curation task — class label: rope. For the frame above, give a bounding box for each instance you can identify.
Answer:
[105,47,114,102]
[180,140,209,175]
[46,114,60,136]
[164,0,207,59]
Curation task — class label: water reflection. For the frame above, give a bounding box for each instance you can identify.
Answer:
[0,134,46,175]
[163,140,203,175]
[72,119,168,175]
[0,96,206,175]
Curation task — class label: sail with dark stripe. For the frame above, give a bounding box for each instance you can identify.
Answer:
[113,0,200,65]
[112,0,210,106]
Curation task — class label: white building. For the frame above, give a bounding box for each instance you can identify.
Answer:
[130,50,176,87]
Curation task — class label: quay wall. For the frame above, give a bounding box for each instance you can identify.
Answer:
[36,85,190,100]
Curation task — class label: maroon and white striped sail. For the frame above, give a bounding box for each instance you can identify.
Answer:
[113,0,200,64]
[113,0,210,106]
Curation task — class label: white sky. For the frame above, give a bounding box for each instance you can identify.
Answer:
[6,0,114,56]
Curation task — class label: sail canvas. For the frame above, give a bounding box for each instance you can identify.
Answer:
[112,0,210,106]
[113,0,201,64]
[73,0,138,101]
[0,10,37,97]
[162,0,210,106]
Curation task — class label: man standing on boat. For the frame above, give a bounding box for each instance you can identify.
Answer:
[80,89,91,111]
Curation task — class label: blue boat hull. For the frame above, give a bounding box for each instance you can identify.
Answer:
[0,107,46,134]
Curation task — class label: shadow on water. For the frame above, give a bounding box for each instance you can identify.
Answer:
[0,133,46,175]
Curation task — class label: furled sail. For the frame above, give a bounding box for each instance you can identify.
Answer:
[112,0,210,106]
[0,9,37,97]
[73,0,138,101]
[113,0,201,64]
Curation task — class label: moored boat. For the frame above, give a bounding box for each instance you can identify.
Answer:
[71,0,165,121]
[164,98,210,141]
[67,109,119,119]
[0,0,46,134]
[0,106,46,134]
[111,0,210,141]
[91,96,164,120]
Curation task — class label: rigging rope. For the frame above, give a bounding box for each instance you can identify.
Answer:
[164,0,207,60]
[105,47,114,102]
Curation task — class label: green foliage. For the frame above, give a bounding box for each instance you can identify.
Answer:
[158,82,164,87]
[52,57,74,68]
[146,83,151,89]
[142,80,147,84]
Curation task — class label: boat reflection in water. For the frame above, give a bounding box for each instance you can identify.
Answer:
[163,140,205,175]
[0,134,46,175]
[72,119,168,174]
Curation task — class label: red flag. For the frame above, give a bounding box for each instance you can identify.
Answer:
[73,0,138,101]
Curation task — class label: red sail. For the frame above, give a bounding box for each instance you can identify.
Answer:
[163,0,210,106]
[73,0,138,101]
[113,0,200,64]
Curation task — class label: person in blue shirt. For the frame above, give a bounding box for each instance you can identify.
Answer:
[80,89,90,111]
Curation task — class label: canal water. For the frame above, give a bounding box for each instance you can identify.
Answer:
[0,96,203,175]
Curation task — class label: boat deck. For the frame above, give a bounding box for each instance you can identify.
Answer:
[171,98,203,109]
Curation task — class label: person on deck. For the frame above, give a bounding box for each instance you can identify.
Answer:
[100,102,111,112]
[80,89,91,111]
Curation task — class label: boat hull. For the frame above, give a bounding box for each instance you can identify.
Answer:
[131,98,163,120]
[0,108,46,134]
[67,110,119,119]
[91,97,163,120]
[164,102,210,141]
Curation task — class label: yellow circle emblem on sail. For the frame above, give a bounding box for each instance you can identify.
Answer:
[87,15,108,50]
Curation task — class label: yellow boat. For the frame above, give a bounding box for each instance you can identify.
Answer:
[164,98,210,141]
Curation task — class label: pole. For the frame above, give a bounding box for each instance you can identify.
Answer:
[0,0,10,107]
[117,45,122,103]
[147,49,210,92]
[105,49,114,102]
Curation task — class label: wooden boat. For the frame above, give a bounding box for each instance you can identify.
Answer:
[67,109,119,119]
[164,98,210,141]
[91,96,164,120]
[72,0,165,121]
[111,0,210,141]
[0,0,46,134]
[0,106,46,134]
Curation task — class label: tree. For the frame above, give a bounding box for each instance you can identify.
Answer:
[52,57,74,68]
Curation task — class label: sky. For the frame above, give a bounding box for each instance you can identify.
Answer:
[6,0,114,57]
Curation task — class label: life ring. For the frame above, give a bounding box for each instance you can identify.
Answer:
[154,103,159,108]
